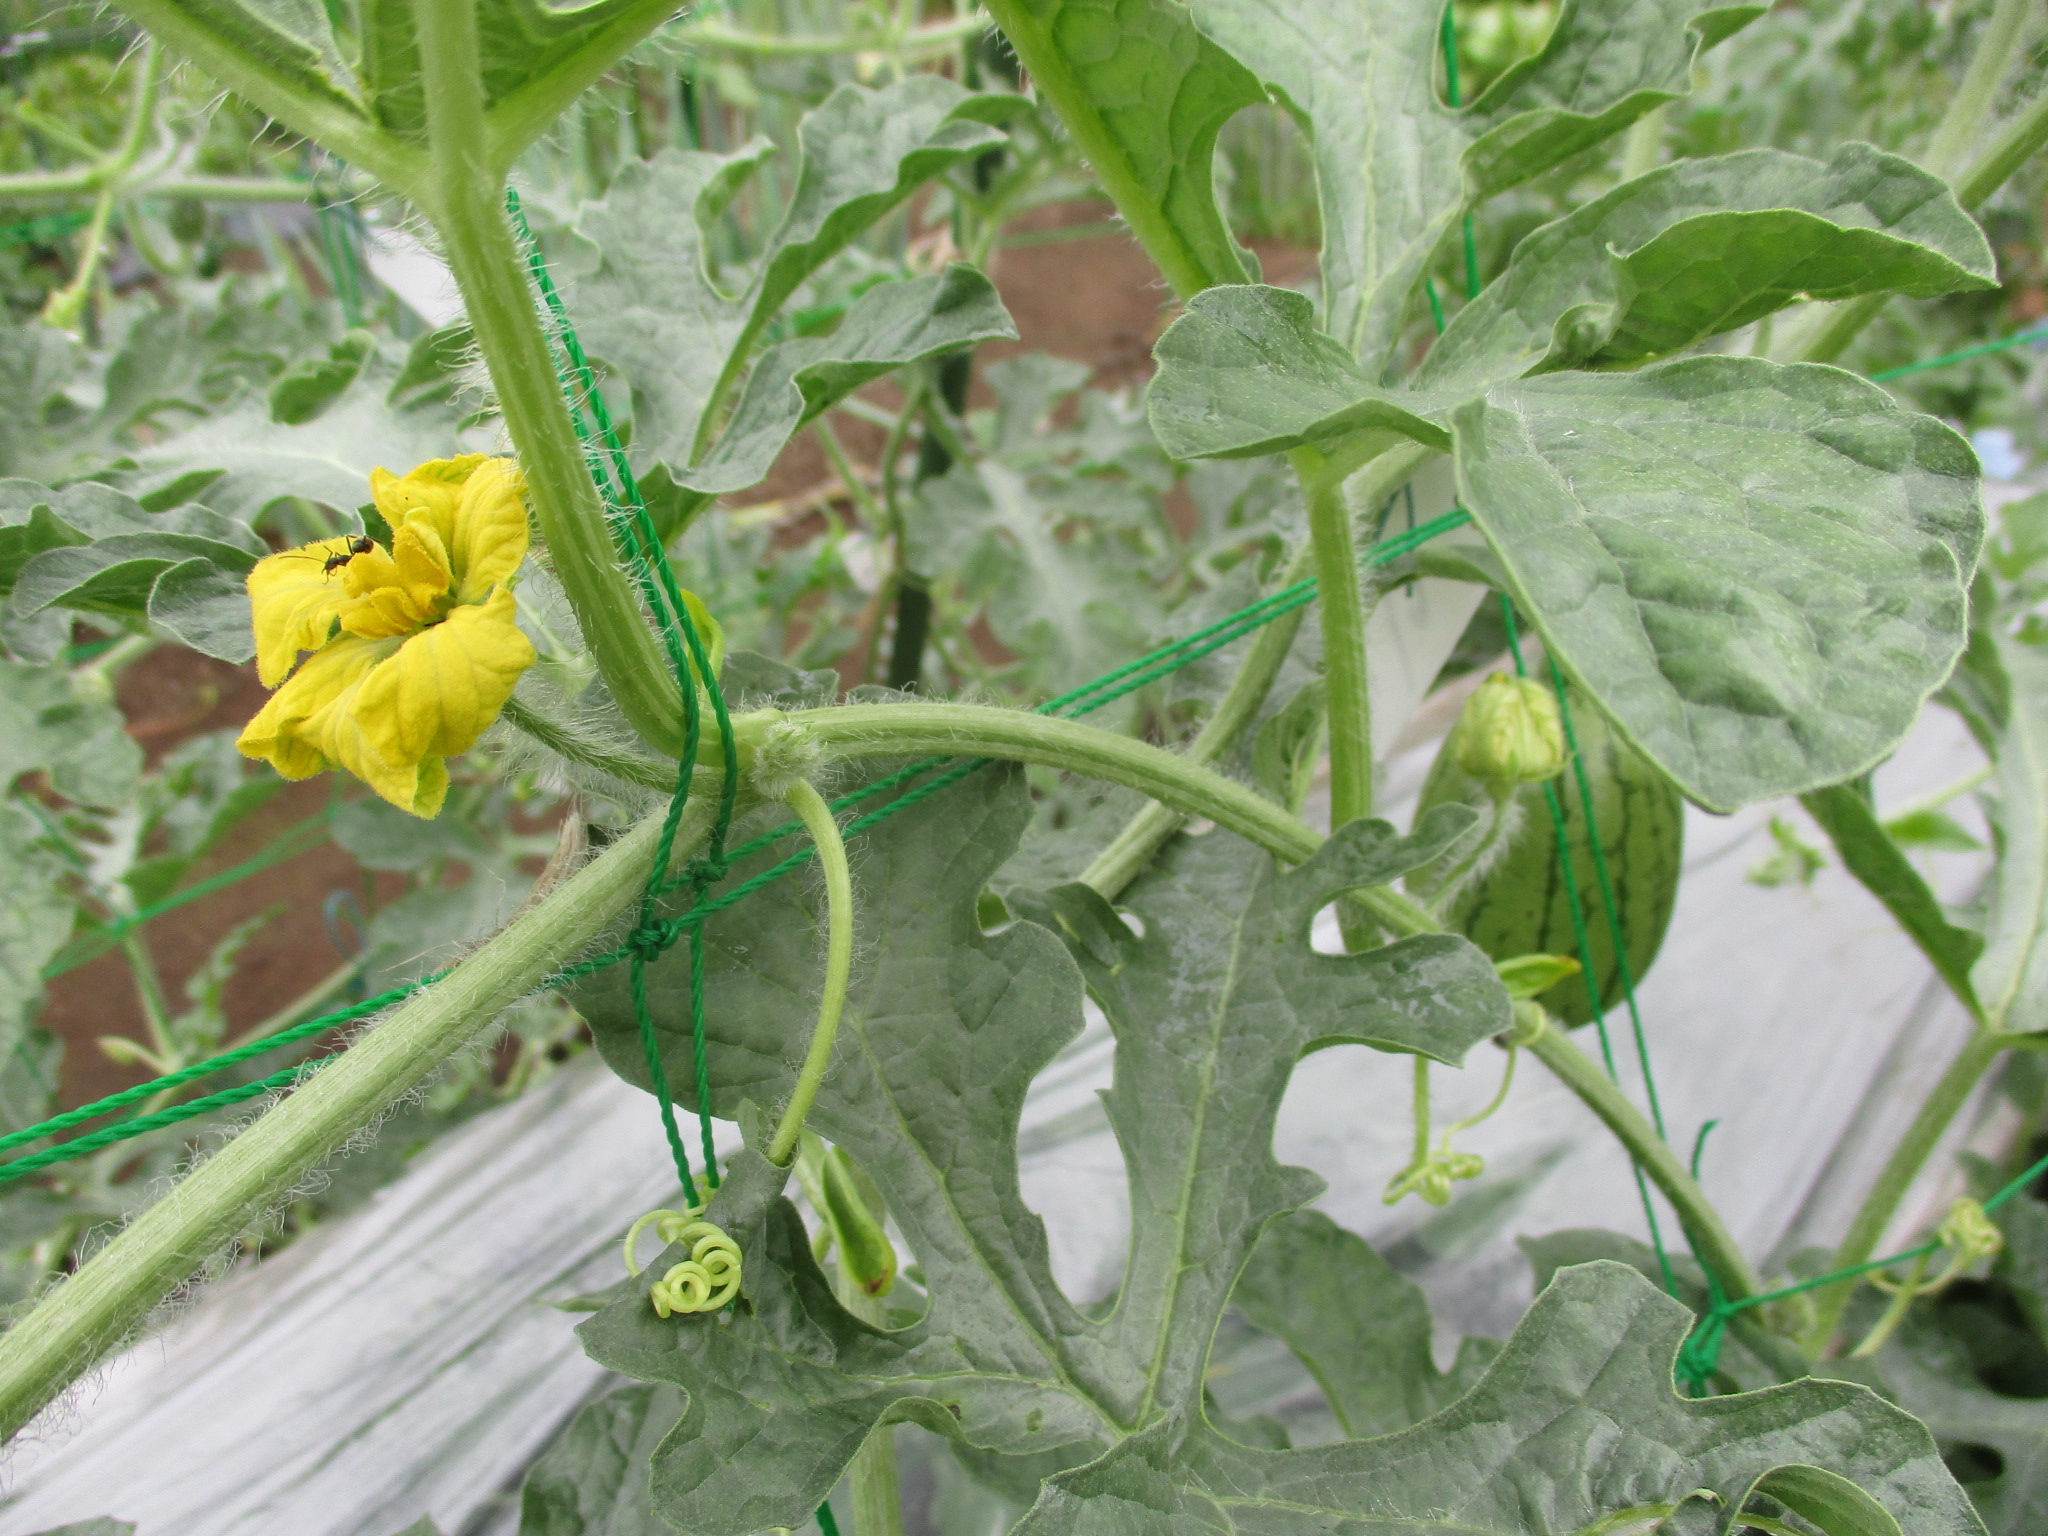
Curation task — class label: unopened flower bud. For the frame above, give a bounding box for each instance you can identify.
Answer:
[1456,673,1566,787]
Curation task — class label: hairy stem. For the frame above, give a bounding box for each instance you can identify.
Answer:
[1298,451,1375,832]
[0,799,713,1442]
[1800,1026,2004,1355]
[1525,1017,1761,1300]
[1080,547,1314,899]
[767,780,856,1166]
[411,0,685,758]
[797,701,1439,937]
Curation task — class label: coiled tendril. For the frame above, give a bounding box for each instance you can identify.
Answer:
[624,1206,743,1316]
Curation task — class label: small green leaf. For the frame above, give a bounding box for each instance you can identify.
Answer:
[268,329,377,425]
[1453,356,1982,811]
[684,266,1016,495]
[1417,143,1997,393]
[738,79,1008,367]
[1882,807,1983,852]
[980,0,1262,299]
[1146,286,1453,464]
[146,559,257,663]
[518,1380,685,1536]
[0,660,141,808]
[13,533,257,625]
[1233,1209,1496,1439]
[23,1521,139,1536]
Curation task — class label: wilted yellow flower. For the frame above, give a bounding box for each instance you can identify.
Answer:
[237,455,536,817]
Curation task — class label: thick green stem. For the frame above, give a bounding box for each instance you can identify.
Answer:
[797,701,1439,937]
[410,0,685,759]
[1080,547,1314,899]
[1525,1018,1761,1301]
[1800,1027,2005,1355]
[0,799,712,1442]
[1298,451,1375,832]
[767,781,857,1166]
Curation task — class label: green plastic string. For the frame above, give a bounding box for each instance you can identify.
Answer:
[507,186,739,1207]
[1498,596,1682,1301]
[1676,1147,2048,1394]
[1871,321,2048,382]
[1439,4,1482,301]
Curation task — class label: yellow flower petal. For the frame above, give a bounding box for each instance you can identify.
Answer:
[246,537,370,687]
[369,455,486,555]
[448,458,530,603]
[353,586,536,767]
[236,635,392,778]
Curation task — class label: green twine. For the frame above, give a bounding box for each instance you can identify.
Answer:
[1498,595,1684,1301]
[1675,1147,2048,1393]
[507,186,739,1210]
[1870,322,2048,382]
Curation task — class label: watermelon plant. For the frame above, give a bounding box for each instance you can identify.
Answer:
[1,0,2047,1532]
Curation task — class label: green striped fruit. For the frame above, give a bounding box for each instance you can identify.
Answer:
[1415,682,1684,1027]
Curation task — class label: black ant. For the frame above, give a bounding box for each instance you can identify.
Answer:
[287,534,377,577]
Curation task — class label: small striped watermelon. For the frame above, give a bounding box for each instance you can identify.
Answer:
[1414,681,1684,1027]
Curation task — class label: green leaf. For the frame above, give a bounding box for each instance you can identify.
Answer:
[980,0,1262,299]
[571,769,1503,1534]
[903,459,1167,697]
[1875,1313,2048,1536]
[1183,0,1761,371]
[117,349,466,523]
[1417,143,1997,393]
[23,1521,139,1536]
[1973,630,2048,1035]
[518,1380,686,1536]
[734,79,1008,373]
[567,141,772,477]
[0,802,68,1134]
[14,533,256,618]
[1018,1262,1979,1536]
[1453,356,1982,811]
[682,265,1016,496]
[0,660,142,808]
[145,559,257,663]
[268,328,377,425]
[1145,286,1454,464]
[1802,783,1984,1016]
[1232,1209,1496,1440]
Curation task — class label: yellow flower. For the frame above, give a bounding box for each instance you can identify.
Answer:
[238,456,537,817]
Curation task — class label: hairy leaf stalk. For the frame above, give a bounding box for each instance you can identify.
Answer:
[0,800,715,1442]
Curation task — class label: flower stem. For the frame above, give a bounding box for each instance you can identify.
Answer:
[410,0,686,759]
[0,796,714,1442]
[1524,1015,1761,1301]
[1798,1025,2004,1355]
[767,781,856,1167]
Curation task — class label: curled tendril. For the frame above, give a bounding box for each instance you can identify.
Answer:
[624,1206,743,1316]
[1852,1197,2005,1357]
